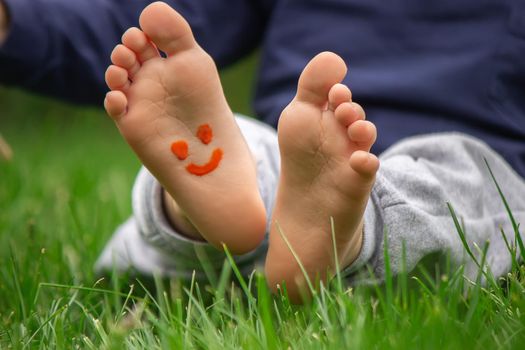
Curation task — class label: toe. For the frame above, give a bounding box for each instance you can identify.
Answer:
[104,91,128,120]
[122,27,159,63]
[296,52,347,106]
[334,102,364,126]
[111,44,141,78]
[348,120,377,151]
[139,1,196,55]
[349,151,379,178]
[328,83,352,111]
[352,102,366,120]
[105,65,130,91]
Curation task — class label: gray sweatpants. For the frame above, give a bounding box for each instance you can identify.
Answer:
[95,116,525,283]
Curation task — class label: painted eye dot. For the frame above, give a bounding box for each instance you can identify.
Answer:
[197,124,213,144]
[171,141,188,160]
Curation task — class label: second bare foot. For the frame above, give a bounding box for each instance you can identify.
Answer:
[265,52,379,302]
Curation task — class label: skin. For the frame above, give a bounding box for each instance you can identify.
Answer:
[104,2,379,303]
[0,0,8,45]
[104,2,267,255]
[265,53,379,303]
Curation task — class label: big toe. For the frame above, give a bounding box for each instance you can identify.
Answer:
[139,2,196,55]
[296,52,348,106]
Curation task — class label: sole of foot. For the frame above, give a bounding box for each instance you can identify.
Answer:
[265,52,379,303]
[104,2,266,254]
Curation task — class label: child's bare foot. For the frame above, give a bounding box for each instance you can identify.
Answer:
[104,2,266,254]
[265,52,379,302]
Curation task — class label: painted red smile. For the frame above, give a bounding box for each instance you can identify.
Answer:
[185,148,223,176]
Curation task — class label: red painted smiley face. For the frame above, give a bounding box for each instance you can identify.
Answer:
[170,124,223,176]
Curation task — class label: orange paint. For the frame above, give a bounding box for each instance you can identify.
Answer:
[171,141,188,160]
[186,148,223,176]
[196,124,213,144]
[171,124,223,176]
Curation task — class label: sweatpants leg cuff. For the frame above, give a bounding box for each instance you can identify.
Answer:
[132,167,267,279]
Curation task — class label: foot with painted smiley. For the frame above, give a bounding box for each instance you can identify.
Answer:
[265,52,379,303]
[104,2,266,254]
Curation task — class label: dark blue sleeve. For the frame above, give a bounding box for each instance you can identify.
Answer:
[0,0,274,105]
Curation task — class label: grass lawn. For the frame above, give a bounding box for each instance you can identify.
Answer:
[1,56,525,349]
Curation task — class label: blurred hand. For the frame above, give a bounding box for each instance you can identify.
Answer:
[0,0,8,45]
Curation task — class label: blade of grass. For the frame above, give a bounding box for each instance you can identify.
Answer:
[222,244,253,302]
[194,245,219,288]
[184,270,197,346]
[214,259,232,302]
[465,240,490,326]
[35,282,144,302]
[447,202,480,268]
[9,249,27,320]
[330,216,344,294]
[23,304,68,347]
[256,273,278,350]
[274,221,316,300]
[500,227,519,272]
[484,158,524,262]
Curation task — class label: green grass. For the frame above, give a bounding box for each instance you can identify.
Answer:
[1,56,525,349]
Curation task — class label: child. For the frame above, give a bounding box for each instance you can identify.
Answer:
[95,2,525,302]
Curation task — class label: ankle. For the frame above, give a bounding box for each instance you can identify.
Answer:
[162,190,204,241]
[265,221,364,303]
[0,1,9,45]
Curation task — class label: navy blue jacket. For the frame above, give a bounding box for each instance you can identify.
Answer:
[1,0,524,176]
